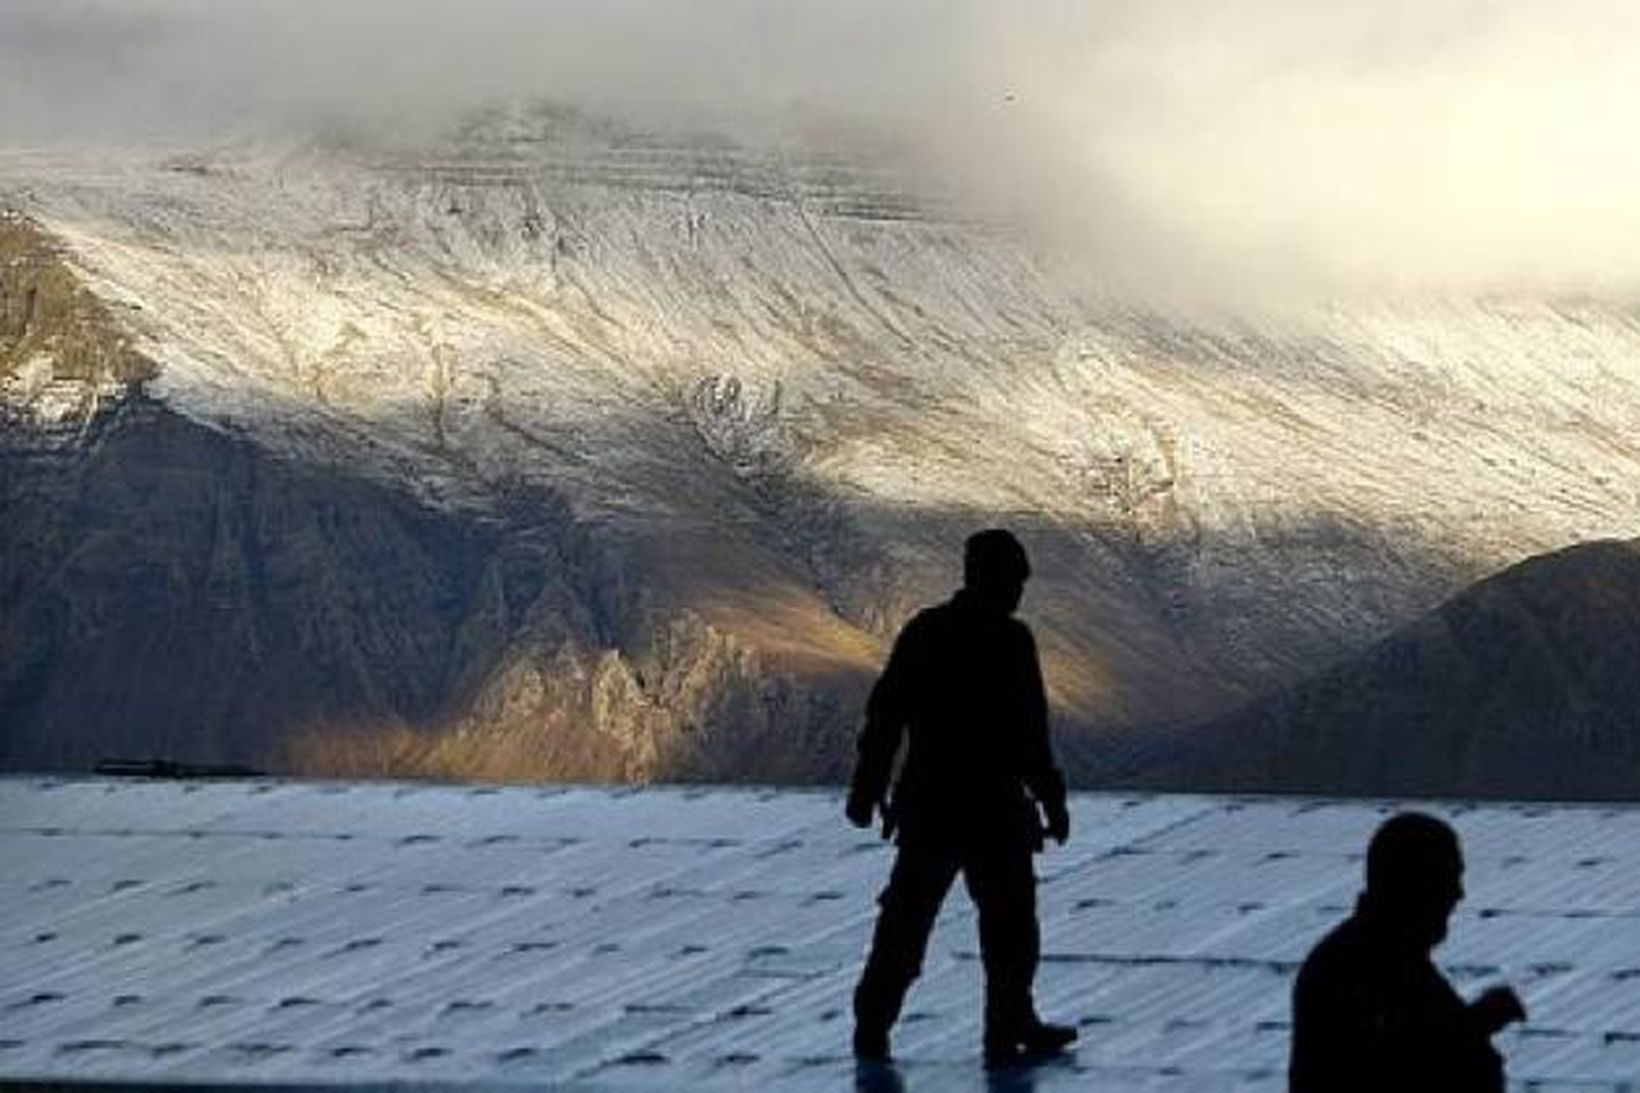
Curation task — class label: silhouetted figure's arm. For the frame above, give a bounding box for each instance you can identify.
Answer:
[847,616,922,828]
[1468,986,1527,1037]
[1013,624,1068,844]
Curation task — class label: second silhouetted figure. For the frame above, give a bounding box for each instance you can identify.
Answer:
[1290,811,1526,1092]
[847,529,1076,1067]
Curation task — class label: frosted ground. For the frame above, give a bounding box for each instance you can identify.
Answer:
[3,776,1639,1090]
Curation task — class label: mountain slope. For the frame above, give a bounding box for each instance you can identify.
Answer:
[5,111,1640,785]
[1170,539,1640,798]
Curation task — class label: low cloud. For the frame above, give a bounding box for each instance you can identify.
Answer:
[4,1,1639,303]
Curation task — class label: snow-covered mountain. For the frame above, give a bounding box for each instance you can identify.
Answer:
[6,106,1640,787]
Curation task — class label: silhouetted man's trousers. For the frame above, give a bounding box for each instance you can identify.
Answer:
[854,837,1039,1037]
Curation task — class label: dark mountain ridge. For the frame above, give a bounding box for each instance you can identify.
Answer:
[1165,539,1640,799]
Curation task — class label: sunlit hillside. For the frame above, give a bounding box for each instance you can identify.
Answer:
[6,108,1640,790]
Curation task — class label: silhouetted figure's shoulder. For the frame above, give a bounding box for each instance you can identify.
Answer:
[1291,912,1503,1093]
[882,595,1042,704]
[896,602,946,641]
[907,593,1036,643]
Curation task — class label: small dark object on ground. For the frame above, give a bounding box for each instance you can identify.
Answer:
[94,757,266,779]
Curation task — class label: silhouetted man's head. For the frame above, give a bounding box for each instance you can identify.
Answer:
[1364,812,1465,949]
[964,529,1030,615]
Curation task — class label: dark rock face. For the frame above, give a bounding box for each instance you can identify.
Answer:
[1169,540,1640,799]
[3,394,492,770]
[0,394,866,781]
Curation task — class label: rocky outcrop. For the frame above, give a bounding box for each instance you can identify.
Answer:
[1,214,155,412]
[0,388,871,780]
[292,613,866,784]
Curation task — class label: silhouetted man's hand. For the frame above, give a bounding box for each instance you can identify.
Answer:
[1042,797,1070,845]
[1470,986,1527,1035]
[846,789,879,829]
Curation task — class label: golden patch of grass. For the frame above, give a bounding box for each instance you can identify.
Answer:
[0,216,155,385]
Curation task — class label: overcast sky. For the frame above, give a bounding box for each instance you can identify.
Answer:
[4,0,1639,302]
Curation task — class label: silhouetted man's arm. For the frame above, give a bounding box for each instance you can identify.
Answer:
[1468,986,1526,1036]
[847,617,920,828]
[1003,620,1069,840]
[1014,625,1068,844]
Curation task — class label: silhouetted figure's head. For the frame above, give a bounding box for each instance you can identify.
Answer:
[964,529,1031,615]
[1363,812,1465,950]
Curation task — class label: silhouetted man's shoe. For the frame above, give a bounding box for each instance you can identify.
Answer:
[984,1020,1078,1067]
[1020,1020,1077,1053]
[853,1027,891,1063]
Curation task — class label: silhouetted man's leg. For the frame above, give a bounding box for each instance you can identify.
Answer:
[854,845,961,1054]
[964,842,1040,1048]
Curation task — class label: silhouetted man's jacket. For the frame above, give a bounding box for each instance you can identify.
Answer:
[850,589,1064,848]
[1290,900,1505,1093]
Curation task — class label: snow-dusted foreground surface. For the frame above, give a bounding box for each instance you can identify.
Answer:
[3,777,1639,1090]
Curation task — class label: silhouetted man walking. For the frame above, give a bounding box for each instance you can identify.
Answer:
[847,529,1076,1066]
[1290,812,1526,1093]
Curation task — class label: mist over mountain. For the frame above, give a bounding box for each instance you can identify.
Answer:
[5,102,1640,789]
[6,2,1640,304]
